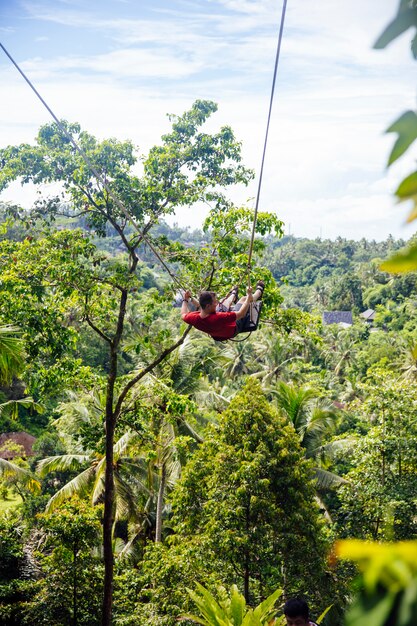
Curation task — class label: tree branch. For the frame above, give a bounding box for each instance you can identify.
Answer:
[114,326,192,419]
[85,313,112,344]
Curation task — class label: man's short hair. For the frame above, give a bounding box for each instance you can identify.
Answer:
[283,597,309,620]
[199,291,216,309]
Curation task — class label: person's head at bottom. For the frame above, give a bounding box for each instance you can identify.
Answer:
[283,597,311,626]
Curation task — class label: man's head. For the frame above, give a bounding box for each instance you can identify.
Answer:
[283,598,310,626]
[199,291,218,313]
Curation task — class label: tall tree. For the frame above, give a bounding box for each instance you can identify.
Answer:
[169,379,331,608]
[338,373,417,541]
[0,100,283,624]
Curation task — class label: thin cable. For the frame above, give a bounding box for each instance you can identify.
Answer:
[247,0,288,279]
[0,41,185,290]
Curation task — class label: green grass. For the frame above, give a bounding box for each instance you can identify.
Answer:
[0,490,22,513]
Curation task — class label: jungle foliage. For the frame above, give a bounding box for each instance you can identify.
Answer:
[1,3,417,620]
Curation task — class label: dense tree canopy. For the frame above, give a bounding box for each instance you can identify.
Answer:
[1,18,417,621]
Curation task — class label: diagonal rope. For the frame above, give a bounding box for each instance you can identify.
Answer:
[0,41,185,290]
[246,0,288,284]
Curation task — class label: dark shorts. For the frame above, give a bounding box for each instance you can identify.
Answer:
[233,303,249,336]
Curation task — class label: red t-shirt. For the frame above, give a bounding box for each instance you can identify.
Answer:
[183,311,237,340]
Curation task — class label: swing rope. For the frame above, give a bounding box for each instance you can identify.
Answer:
[246,0,288,287]
[0,41,186,291]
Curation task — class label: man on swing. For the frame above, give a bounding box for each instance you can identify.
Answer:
[181,281,264,341]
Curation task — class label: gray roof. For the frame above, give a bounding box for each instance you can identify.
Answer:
[322,311,353,325]
[360,309,375,320]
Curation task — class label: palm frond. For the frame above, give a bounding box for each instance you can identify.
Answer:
[0,458,41,493]
[45,465,96,512]
[273,381,317,433]
[175,418,204,443]
[303,405,339,456]
[313,467,348,490]
[165,458,182,489]
[318,437,357,460]
[113,470,137,520]
[113,431,137,460]
[0,325,25,384]
[91,458,106,505]
[120,463,152,498]
[37,454,91,477]
[0,397,44,418]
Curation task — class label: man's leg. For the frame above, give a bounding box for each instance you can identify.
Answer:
[232,281,264,309]
[253,280,264,302]
[219,286,239,311]
[231,281,264,335]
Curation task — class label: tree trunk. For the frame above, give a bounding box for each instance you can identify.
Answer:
[244,556,250,604]
[244,501,250,602]
[102,409,115,626]
[73,540,78,626]
[101,290,127,626]
[155,462,167,543]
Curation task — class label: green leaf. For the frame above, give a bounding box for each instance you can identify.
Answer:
[316,604,333,624]
[252,587,282,621]
[393,170,417,225]
[229,585,246,624]
[45,466,96,512]
[397,579,417,625]
[380,243,417,273]
[406,202,417,223]
[345,592,397,626]
[184,583,281,626]
[386,111,417,165]
[374,1,417,50]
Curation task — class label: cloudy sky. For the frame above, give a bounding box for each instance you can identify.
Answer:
[0,0,416,240]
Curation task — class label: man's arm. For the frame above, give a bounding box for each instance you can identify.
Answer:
[235,287,253,320]
[181,290,194,320]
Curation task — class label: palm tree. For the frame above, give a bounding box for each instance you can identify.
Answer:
[42,380,202,550]
[160,333,224,395]
[0,325,25,385]
[251,329,303,383]
[152,333,232,414]
[133,374,203,543]
[37,431,146,520]
[398,342,417,380]
[272,381,347,492]
[221,338,257,379]
[321,327,359,379]
[0,396,44,425]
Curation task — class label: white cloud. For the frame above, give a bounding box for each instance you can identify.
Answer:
[19,49,202,80]
[1,0,415,241]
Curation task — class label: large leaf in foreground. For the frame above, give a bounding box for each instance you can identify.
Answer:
[380,242,417,273]
[386,111,417,165]
[374,0,417,50]
[182,582,282,625]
